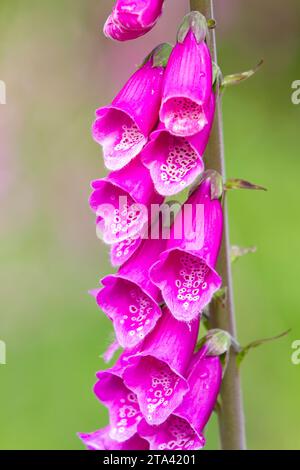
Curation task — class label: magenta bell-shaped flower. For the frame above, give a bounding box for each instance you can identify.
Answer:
[104,0,165,42]
[78,427,149,450]
[138,347,222,450]
[97,235,166,349]
[89,156,163,250]
[150,178,223,322]
[160,12,212,137]
[92,44,172,170]
[141,93,215,196]
[123,307,199,426]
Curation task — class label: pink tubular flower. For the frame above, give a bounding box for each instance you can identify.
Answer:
[123,307,199,426]
[94,352,143,442]
[104,0,165,42]
[79,427,149,450]
[150,178,223,322]
[141,93,215,196]
[89,156,163,247]
[160,12,212,137]
[97,236,166,349]
[92,44,172,170]
[138,348,222,450]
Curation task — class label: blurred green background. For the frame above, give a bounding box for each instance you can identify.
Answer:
[0,0,300,450]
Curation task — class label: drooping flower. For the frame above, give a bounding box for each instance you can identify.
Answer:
[141,93,215,196]
[104,0,165,42]
[97,235,166,349]
[138,347,222,450]
[92,43,172,170]
[94,351,143,442]
[123,307,199,426]
[89,156,163,247]
[79,427,149,450]
[150,178,223,322]
[160,12,212,137]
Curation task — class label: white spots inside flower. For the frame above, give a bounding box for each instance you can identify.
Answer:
[109,202,142,239]
[110,391,141,441]
[121,290,154,341]
[158,416,197,450]
[115,237,138,259]
[160,139,198,187]
[146,363,179,421]
[115,123,144,152]
[167,98,206,135]
[175,254,209,309]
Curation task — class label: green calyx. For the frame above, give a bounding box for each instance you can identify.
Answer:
[198,329,233,357]
[177,11,208,44]
[142,43,173,69]
[188,170,224,201]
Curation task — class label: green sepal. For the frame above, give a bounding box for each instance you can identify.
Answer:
[221,59,264,91]
[177,11,208,44]
[225,178,267,192]
[141,42,173,69]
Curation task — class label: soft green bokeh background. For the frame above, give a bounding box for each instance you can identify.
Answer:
[0,0,300,450]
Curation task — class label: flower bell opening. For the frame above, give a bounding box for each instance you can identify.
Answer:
[94,372,142,442]
[91,185,148,245]
[93,109,147,170]
[138,415,205,451]
[124,356,189,426]
[97,276,161,349]
[162,97,208,137]
[150,249,222,322]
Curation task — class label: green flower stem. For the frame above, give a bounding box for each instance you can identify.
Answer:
[190,0,247,450]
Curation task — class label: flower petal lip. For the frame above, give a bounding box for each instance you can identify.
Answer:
[90,180,148,245]
[89,156,163,246]
[149,179,223,322]
[97,274,162,349]
[123,307,199,425]
[138,415,206,451]
[92,59,165,170]
[78,427,149,450]
[97,236,166,348]
[94,369,142,443]
[160,30,213,137]
[150,248,222,322]
[141,94,215,196]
